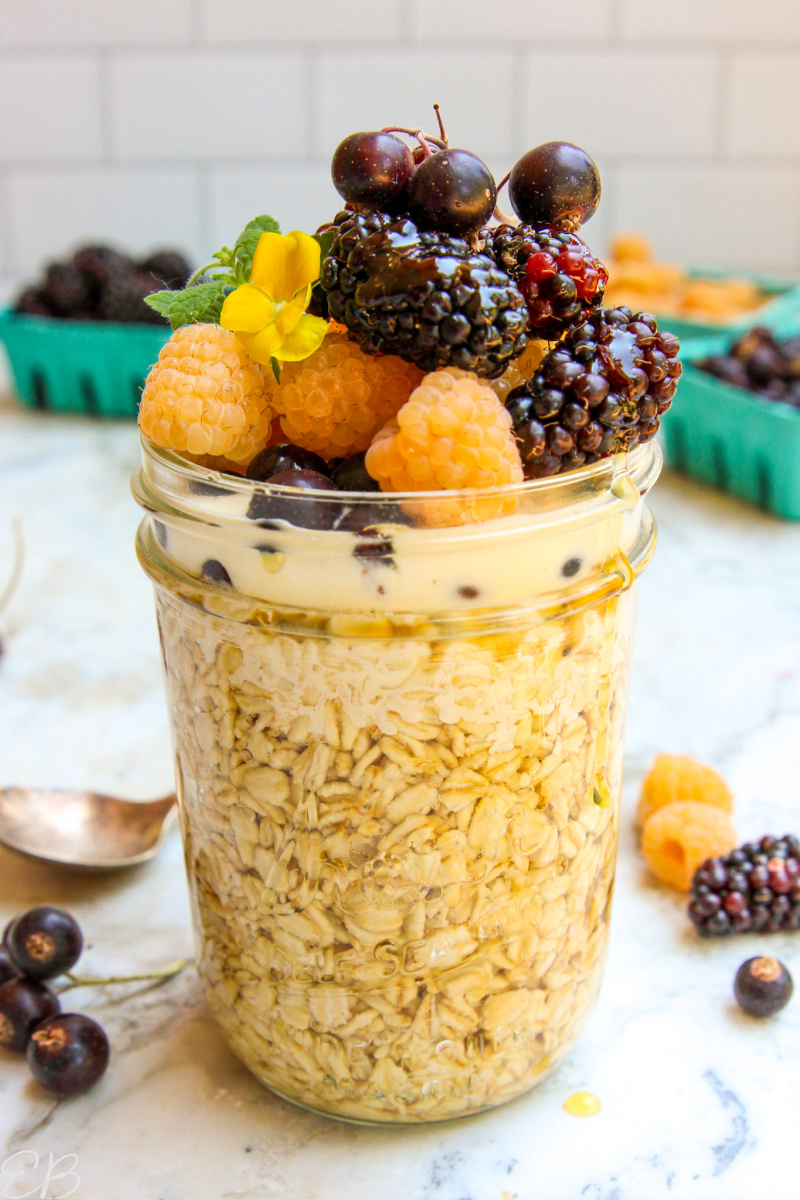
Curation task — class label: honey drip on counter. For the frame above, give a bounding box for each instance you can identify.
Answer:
[563,1091,602,1117]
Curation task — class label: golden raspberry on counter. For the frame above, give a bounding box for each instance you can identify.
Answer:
[641,800,737,892]
[271,332,423,459]
[365,367,524,525]
[138,324,273,459]
[637,754,733,828]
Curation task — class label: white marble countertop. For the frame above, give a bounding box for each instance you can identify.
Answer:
[0,397,798,1200]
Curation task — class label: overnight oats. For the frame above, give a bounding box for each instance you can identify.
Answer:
[132,118,681,1123]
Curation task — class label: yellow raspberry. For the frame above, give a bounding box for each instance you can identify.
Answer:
[488,340,548,404]
[637,754,733,828]
[271,333,423,459]
[641,801,737,892]
[365,367,524,525]
[138,323,273,460]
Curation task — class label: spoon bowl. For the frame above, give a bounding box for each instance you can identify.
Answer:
[0,787,178,869]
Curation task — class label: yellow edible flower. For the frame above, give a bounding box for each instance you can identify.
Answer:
[220,230,328,364]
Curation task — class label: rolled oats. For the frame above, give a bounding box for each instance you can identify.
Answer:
[153,579,638,1123]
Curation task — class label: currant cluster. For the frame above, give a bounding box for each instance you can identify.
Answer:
[331,130,496,237]
[0,906,109,1096]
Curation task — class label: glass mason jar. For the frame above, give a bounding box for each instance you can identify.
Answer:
[132,437,661,1124]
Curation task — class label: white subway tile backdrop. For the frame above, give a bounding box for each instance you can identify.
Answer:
[1,0,799,296]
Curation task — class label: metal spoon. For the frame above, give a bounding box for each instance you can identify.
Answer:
[0,787,178,869]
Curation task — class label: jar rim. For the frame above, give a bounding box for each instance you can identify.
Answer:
[137,436,661,512]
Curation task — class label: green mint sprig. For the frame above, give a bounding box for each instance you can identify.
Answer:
[144,214,282,330]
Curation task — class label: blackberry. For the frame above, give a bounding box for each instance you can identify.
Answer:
[490,225,607,340]
[42,262,93,318]
[509,306,682,478]
[140,249,192,289]
[100,265,166,325]
[73,244,133,288]
[321,210,528,378]
[688,835,800,936]
[14,287,54,317]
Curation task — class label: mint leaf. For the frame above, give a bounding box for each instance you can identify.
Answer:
[144,290,176,317]
[146,281,231,330]
[313,227,336,262]
[212,245,235,270]
[168,281,230,329]
[234,214,281,278]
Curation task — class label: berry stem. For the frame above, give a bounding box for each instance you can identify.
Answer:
[0,519,24,621]
[57,958,189,994]
[492,171,517,226]
[433,103,449,147]
[380,126,446,155]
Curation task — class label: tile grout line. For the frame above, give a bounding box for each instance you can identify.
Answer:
[399,0,414,43]
[510,50,525,161]
[609,0,625,42]
[0,168,17,274]
[304,49,320,160]
[190,0,204,44]
[96,50,114,163]
[714,49,733,163]
[196,162,213,261]
[5,154,800,173]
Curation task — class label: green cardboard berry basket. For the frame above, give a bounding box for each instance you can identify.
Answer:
[0,310,169,419]
[654,268,800,346]
[656,270,800,520]
[660,340,800,521]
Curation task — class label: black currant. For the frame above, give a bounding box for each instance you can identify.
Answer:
[246,444,329,482]
[27,1013,110,1097]
[331,452,381,493]
[0,943,19,986]
[5,906,83,980]
[0,977,60,1051]
[407,149,496,236]
[508,142,600,229]
[247,469,340,531]
[331,131,414,213]
[269,469,335,490]
[201,559,232,585]
[734,957,793,1018]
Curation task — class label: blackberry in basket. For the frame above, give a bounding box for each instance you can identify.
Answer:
[42,262,93,318]
[689,836,800,936]
[100,265,167,325]
[320,210,528,377]
[140,249,192,290]
[489,224,607,340]
[507,306,682,478]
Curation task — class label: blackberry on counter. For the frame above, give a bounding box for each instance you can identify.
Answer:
[490,225,608,340]
[508,306,682,478]
[688,835,800,936]
[320,210,528,378]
